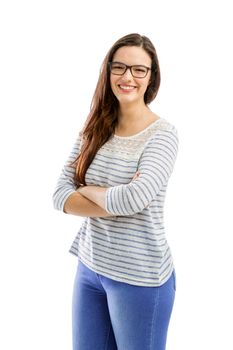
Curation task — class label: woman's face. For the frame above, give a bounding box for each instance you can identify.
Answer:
[110,46,152,106]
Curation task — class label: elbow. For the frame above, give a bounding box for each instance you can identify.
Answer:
[105,207,135,216]
[106,186,147,216]
[52,176,78,212]
[52,188,61,211]
[106,205,144,216]
[123,203,146,216]
[52,187,74,212]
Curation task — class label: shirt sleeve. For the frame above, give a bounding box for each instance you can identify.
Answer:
[105,126,179,216]
[52,135,82,212]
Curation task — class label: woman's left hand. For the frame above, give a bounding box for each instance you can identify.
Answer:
[131,171,140,182]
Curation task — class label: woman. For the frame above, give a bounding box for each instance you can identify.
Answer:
[53,33,179,350]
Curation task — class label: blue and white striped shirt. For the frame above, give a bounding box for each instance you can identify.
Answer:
[53,117,179,286]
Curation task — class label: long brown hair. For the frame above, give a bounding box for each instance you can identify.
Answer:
[72,33,161,185]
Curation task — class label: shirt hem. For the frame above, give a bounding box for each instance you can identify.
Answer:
[69,248,174,287]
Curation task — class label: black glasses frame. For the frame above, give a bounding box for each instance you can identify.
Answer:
[108,61,151,78]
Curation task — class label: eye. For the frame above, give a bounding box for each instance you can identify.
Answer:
[110,63,126,75]
[112,63,125,69]
[134,67,147,73]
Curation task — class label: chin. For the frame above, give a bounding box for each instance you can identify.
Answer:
[118,95,141,105]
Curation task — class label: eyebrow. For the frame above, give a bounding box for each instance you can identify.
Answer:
[112,61,150,67]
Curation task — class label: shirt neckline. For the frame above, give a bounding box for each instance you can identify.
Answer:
[113,117,163,140]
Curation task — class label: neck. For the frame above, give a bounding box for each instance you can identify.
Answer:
[118,102,150,128]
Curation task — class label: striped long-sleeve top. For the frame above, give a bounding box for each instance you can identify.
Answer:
[53,117,179,287]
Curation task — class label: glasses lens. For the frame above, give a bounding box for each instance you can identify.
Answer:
[132,66,148,78]
[110,63,126,75]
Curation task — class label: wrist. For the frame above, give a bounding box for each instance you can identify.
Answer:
[77,185,86,194]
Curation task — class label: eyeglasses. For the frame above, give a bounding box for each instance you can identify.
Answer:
[109,61,151,78]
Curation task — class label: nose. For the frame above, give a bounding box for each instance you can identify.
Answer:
[122,67,133,80]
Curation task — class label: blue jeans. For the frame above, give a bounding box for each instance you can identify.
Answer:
[72,260,176,350]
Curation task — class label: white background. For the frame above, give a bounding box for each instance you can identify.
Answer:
[1,0,233,349]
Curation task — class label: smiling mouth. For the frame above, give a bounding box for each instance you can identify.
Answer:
[118,85,136,92]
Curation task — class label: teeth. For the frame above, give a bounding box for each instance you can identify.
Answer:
[119,85,135,90]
